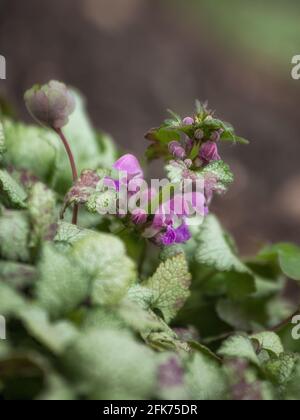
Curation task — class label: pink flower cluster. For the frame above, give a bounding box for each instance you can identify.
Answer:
[106,153,206,246]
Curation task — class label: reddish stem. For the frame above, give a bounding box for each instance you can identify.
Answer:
[54,128,79,225]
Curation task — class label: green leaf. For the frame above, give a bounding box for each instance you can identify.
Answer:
[210,271,256,300]
[0,169,27,209]
[0,209,30,262]
[63,329,157,399]
[27,182,57,246]
[259,243,300,281]
[195,215,256,297]
[218,335,260,366]
[216,299,253,331]
[37,373,75,400]
[142,254,191,323]
[196,216,246,272]
[2,119,58,183]
[54,221,88,246]
[0,282,27,317]
[284,358,300,400]
[201,160,234,192]
[185,352,227,400]
[36,244,90,318]
[264,353,298,386]
[145,127,181,144]
[71,232,136,306]
[251,332,284,357]
[20,306,79,355]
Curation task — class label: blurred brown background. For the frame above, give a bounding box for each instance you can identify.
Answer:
[0,0,300,255]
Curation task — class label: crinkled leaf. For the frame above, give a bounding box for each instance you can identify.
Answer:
[251,332,284,357]
[195,215,255,297]
[118,300,163,333]
[196,216,250,273]
[27,182,57,246]
[63,329,157,399]
[284,358,300,400]
[2,119,58,183]
[36,244,90,318]
[142,254,191,323]
[185,352,227,400]
[71,232,136,306]
[54,221,88,246]
[218,335,260,366]
[0,209,30,262]
[0,169,27,209]
[201,160,234,192]
[264,353,298,386]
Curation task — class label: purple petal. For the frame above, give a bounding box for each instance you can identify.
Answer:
[175,222,191,243]
[113,154,143,178]
[182,116,194,126]
[161,226,177,246]
[200,141,221,163]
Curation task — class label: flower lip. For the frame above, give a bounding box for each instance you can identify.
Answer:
[113,154,144,178]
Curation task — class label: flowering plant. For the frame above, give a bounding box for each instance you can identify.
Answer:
[0,81,299,400]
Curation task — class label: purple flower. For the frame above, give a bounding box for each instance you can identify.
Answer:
[182,116,194,126]
[168,141,186,160]
[24,80,75,129]
[174,222,191,243]
[200,141,221,163]
[105,153,144,193]
[161,226,177,246]
[131,209,148,225]
[113,154,143,179]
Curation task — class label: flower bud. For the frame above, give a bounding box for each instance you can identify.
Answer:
[200,141,221,163]
[168,141,186,160]
[182,116,194,126]
[131,209,148,225]
[24,80,75,129]
[210,130,221,142]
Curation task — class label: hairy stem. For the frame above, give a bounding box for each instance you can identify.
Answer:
[54,128,79,225]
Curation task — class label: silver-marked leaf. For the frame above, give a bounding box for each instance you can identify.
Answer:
[143,254,191,323]
[0,169,27,209]
[36,244,90,317]
[27,182,57,246]
[0,209,30,262]
[218,335,260,366]
[71,232,136,306]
